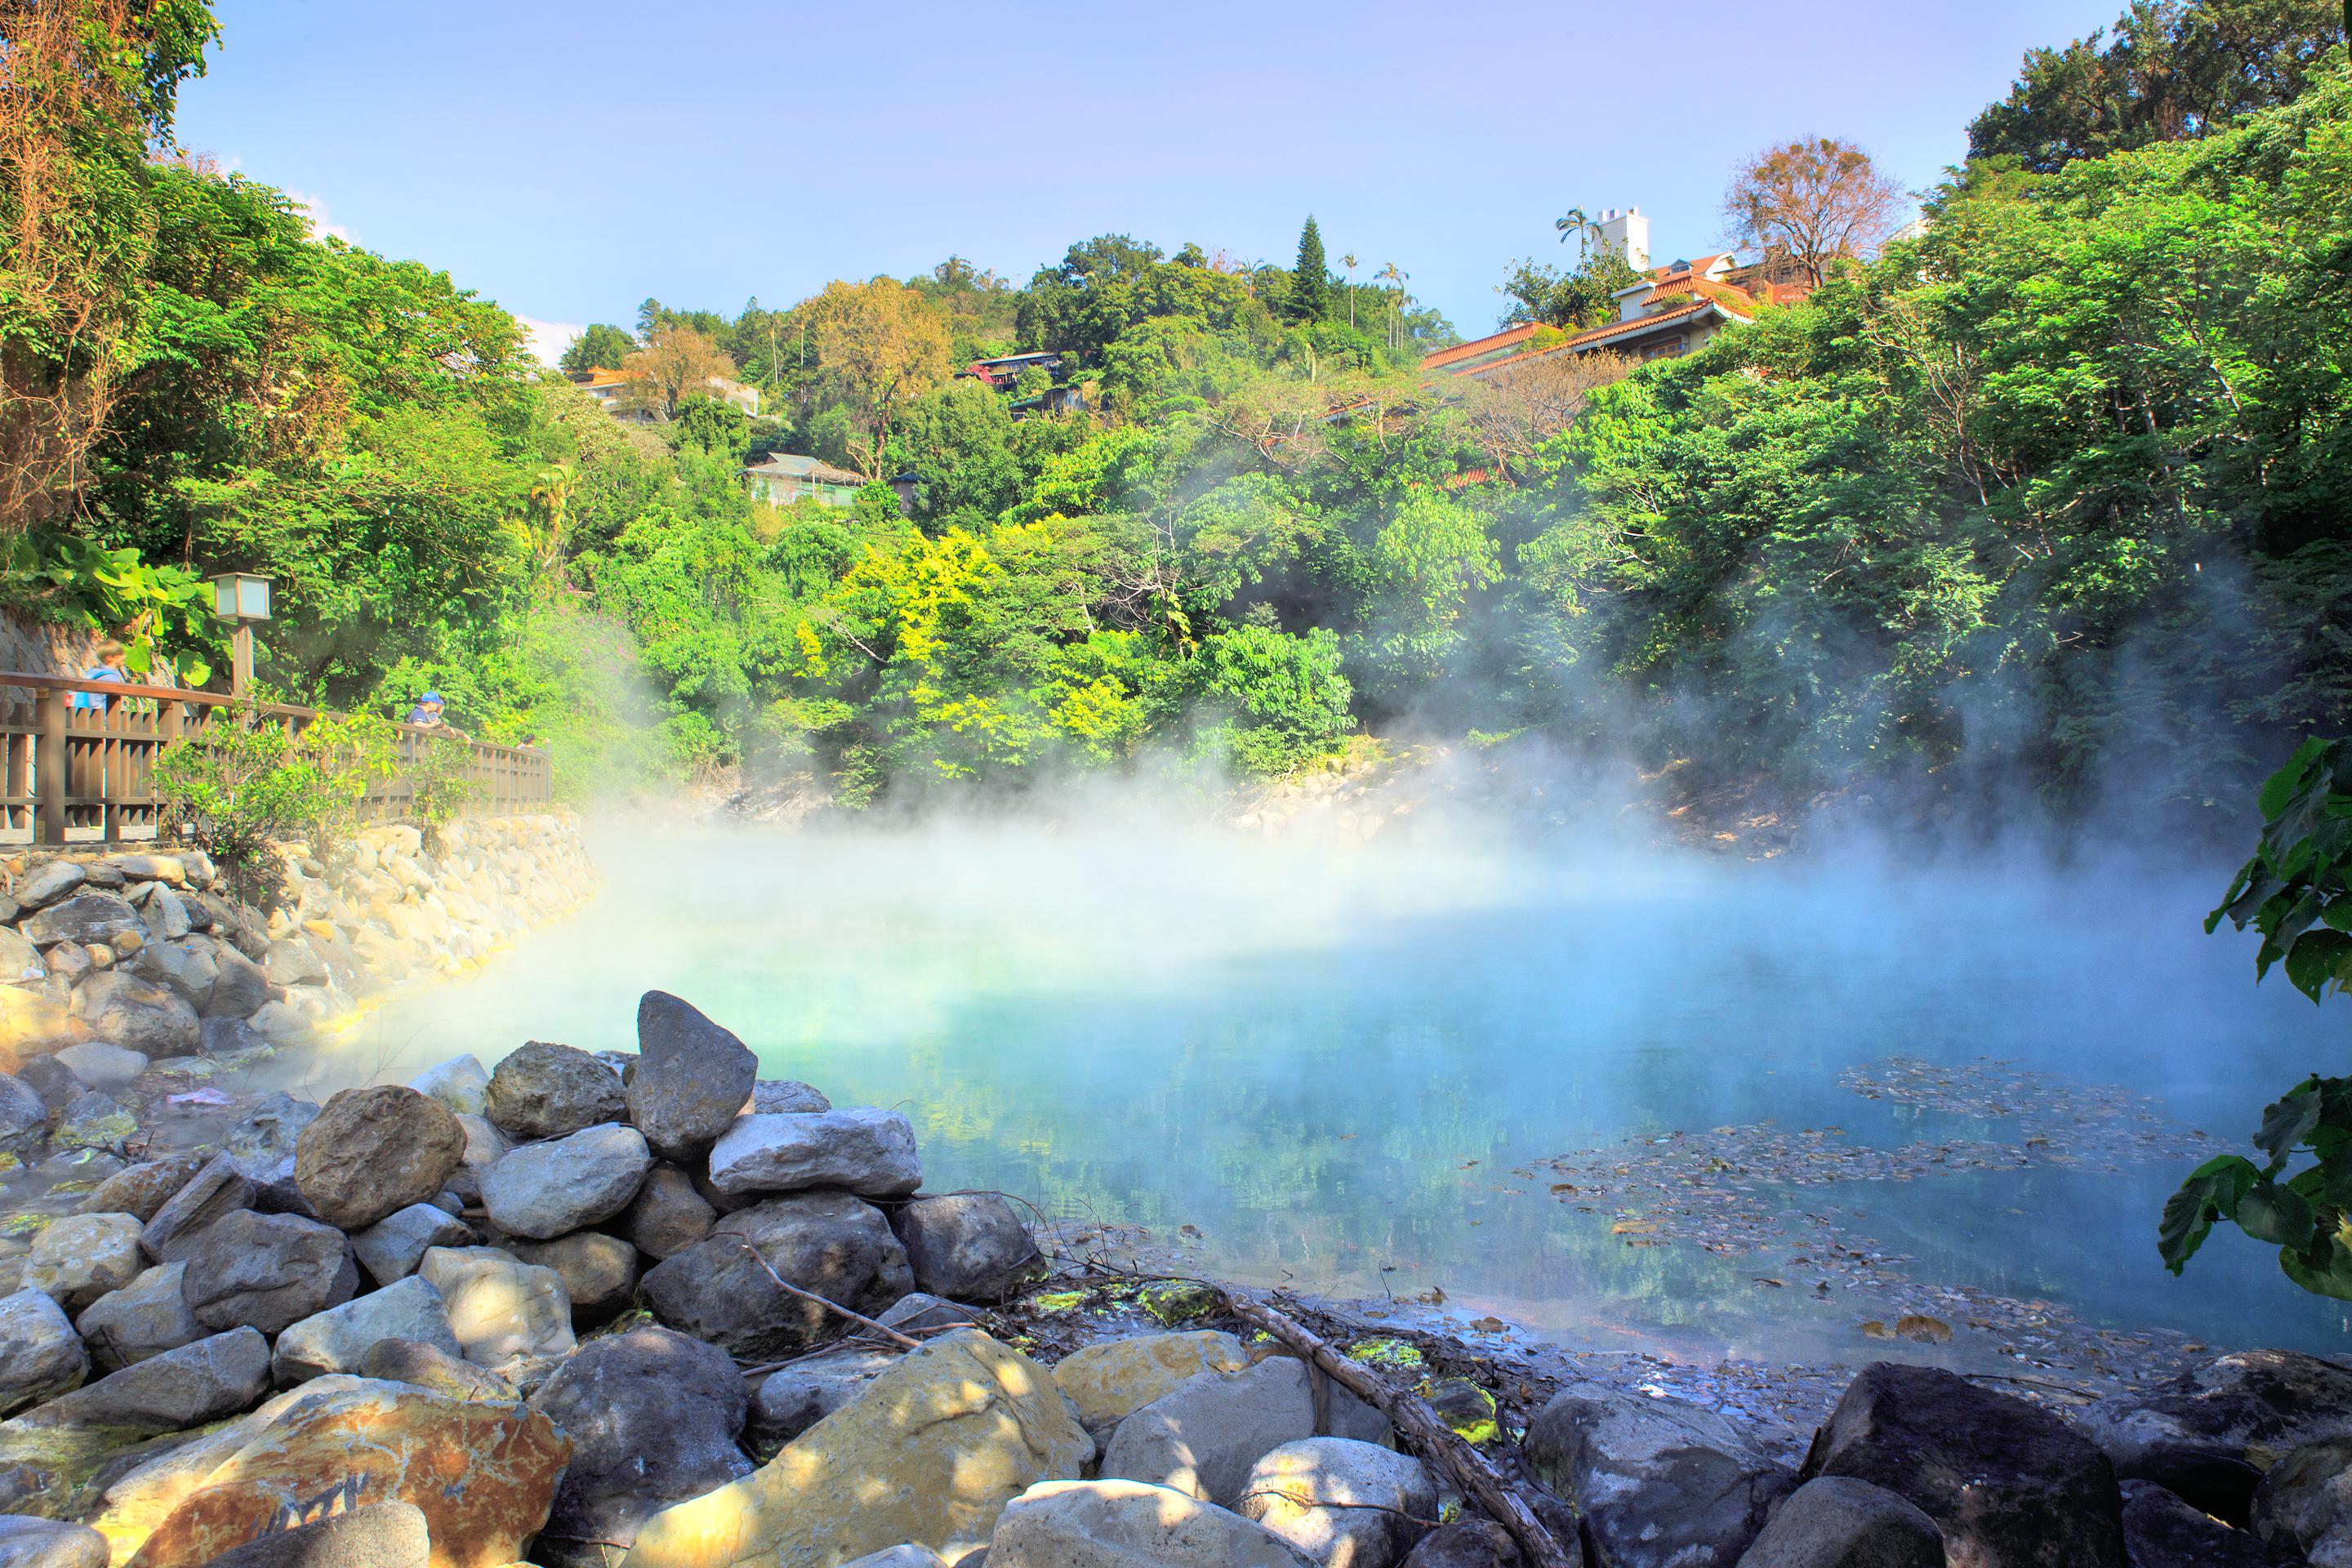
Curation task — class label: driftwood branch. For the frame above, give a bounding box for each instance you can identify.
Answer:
[729,1240,922,1350]
[1216,1289,1579,1568]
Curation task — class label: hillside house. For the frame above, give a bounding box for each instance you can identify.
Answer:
[743,452,867,506]
[960,351,1063,391]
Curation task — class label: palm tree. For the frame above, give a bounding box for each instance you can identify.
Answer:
[1342,253,1359,328]
[1554,207,1597,259]
[1375,264,1409,349]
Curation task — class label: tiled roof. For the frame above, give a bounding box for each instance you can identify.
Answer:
[1419,323,1544,372]
[1453,299,1734,380]
[578,368,635,389]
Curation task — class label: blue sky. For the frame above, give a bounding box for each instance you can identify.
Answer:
[176,0,2125,360]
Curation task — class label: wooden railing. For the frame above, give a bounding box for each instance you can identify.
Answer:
[0,673,552,846]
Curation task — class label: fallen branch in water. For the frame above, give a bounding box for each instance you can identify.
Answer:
[1215,1287,1579,1568]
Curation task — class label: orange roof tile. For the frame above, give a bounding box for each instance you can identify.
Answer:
[1420,323,1544,372]
[1452,299,1733,379]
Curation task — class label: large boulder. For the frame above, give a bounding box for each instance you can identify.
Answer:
[1236,1437,1437,1568]
[77,1155,208,1225]
[1526,1381,1791,1568]
[629,992,758,1162]
[117,1381,569,1568]
[51,1044,144,1092]
[622,1166,715,1260]
[1396,1521,1523,1568]
[140,1152,254,1263]
[751,1080,829,1114]
[15,862,87,911]
[482,1042,626,1141]
[133,937,217,1015]
[0,1076,48,1162]
[1736,1476,1943,1568]
[20,893,142,950]
[619,1329,1089,1568]
[641,1190,914,1359]
[74,1264,203,1371]
[443,1114,508,1207]
[478,1123,651,1241]
[0,1516,109,1568]
[6,1329,269,1436]
[706,1110,922,1199]
[525,1327,754,1568]
[1100,1356,1391,1508]
[68,973,198,1058]
[22,1214,145,1313]
[2122,1479,2296,1568]
[190,1502,429,1568]
[51,1091,135,1153]
[1053,1331,1253,1435]
[270,1276,461,1384]
[177,1210,359,1334]
[0,1290,87,1419]
[751,1348,900,1447]
[2078,1348,2352,1524]
[507,1232,638,1317]
[989,1478,1317,1568]
[2254,1436,2352,1566]
[206,946,270,1020]
[407,1054,488,1117]
[1799,1361,2126,1568]
[359,1339,516,1404]
[350,1205,477,1287]
[221,1094,320,1214]
[292,1087,465,1232]
[891,1193,1043,1300]
[415,1246,575,1370]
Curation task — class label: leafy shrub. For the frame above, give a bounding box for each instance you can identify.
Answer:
[152,714,341,903]
[1192,625,1356,777]
[404,733,479,844]
[290,711,399,865]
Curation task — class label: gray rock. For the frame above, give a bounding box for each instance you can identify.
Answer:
[223,1092,321,1213]
[21,892,140,950]
[107,854,189,888]
[415,1245,574,1368]
[207,944,270,1018]
[444,1112,509,1205]
[706,1108,923,1199]
[0,1290,86,1419]
[751,1080,831,1114]
[7,1327,269,1435]
[68,971,198,1058]
[0,1076,42,1162]
[2123,1479,2296,1568]
[7,1061,73,1120]
[483,1040,626,1140]
[1799,1361,2124,1568]
[41,942,89,984]
[594,1050,637,1082]
[509,1232,638,1316]
[177,1209,359,1334]
[140,1151,255,1263]
[292,1085,466,1231]
[51,1091,133,1153]
[134,937,218,1013]
[73,1263,202,1370]
[836,1551,945,1568]
[272,1276,461,1384]
[1397,1521,1524,1568]
[629,991,759,1162]
[878,1292,975,1335]
[14,862,87,911]
[526,1326,754,1567]
[2079,1348,2352,1525]
[479,1122,652,1240]
[76,1153,207,1223]
[0,931,43,988]
[21,1213,144,1312]
[622,1165,715,1260]
[1101,1356,1392,1508]
[892,1193,1044,1300]
[194,1502,430,1568]
[135,884,191,944]
[750,1346,899,1446]
[0,1515,108,1568]
[991,1478,1318,1568]
[1523,1381,1794,1568]
[357,1337,516,1402]
[407,1054,488,1116]
[1237,1437,1437,1568]
[263,939,327,987]
[51,1043,143,1092]
[2256,1437,2352,1566]
[641,1189,914,1360]
[1738,1477,1942,1568]
[350,1203,477,1286]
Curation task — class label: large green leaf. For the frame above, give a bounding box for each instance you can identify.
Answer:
[2160,1156,2262,1273]
[2257,1080,2325,1168]
[2281,1223,2352,1302]
[2284,930,2352,1002]
[2236,1179,2318,1247]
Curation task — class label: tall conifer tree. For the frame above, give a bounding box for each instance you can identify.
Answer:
[1292,216,1330,321]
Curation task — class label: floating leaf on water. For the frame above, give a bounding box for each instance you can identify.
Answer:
[1860,1320,1894,1339]
[1895,1314,1954,1344]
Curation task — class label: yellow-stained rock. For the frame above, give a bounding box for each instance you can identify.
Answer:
[1050,1332,1252,1433]
[620,1329,1087,1568]
[120,1383,568,1568]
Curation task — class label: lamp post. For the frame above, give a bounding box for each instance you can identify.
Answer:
[208,572,273,701]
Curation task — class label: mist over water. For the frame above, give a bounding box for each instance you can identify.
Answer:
[325,813,2350,1365]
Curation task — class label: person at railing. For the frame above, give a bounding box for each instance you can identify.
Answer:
[403,689,470,741]
[71,642,131,710]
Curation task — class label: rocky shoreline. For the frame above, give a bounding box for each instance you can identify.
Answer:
[0,983,2343,1568]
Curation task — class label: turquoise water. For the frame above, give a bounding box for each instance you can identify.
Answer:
[334,817,2350,1366]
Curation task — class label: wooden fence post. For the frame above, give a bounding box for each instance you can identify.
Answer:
[36,691,65,846]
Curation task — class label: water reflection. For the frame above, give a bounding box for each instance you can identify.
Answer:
[332,818,2349,1363]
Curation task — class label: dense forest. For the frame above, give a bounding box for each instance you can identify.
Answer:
[2,0,2345,831]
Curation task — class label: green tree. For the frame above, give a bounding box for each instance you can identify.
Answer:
[1291,216,1331,322]
[559,323,636,373]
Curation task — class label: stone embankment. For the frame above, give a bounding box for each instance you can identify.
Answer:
[0,813,597,1075]
[0,986,2341,1568]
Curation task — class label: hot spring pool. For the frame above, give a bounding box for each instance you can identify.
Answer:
[318,817,2350,1370]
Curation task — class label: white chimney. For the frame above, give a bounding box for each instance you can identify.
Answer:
[1595,207,1650,270]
